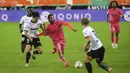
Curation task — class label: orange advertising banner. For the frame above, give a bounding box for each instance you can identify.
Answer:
[0,0,129,6]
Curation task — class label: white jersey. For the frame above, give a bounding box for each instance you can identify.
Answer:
[19,15,32,34]
[83,26,102,50]
[24,20,44,38]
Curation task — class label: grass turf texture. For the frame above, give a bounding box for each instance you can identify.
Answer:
[0,22,130,73]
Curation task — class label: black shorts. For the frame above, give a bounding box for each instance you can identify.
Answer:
[87,46,105,62]
[21,34,27,44]
[27,38,42,49]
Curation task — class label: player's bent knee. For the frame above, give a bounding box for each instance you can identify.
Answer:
[96,61,103,67]
[84,55,93,63]
[96,58,103,64]
[84,58,90,63]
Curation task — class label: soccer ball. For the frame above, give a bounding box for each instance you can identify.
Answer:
[74,61,83,68]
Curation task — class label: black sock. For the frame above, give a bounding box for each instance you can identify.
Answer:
[26,52,31,63]
[99,63,109,72]
[85,63,92,73]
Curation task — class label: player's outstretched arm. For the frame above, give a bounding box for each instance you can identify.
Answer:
[36,32,44,36]
[62,21,77,32]
[37,22,47,37]
[37,26,48,37]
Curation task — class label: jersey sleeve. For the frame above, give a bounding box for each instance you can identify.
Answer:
[83,30,90,38]
[57,20,63,26]
[20,16,24,24]
[58,21,73,30]
[24,23,30,31]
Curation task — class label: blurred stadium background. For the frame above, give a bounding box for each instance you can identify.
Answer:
[0,0,130,73]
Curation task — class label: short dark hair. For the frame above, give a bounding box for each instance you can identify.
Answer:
[81,18,90,25]
[109,1,118,9]
[32,12,40,18]
[48,14,53,19]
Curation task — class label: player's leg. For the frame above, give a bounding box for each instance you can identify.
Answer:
[96,46,112,73]
[60,42,69,67]
[57,48,69,67]
[55,41,69,67]
[111,32,114,47]
[61,44,65,55]
[32,38,43,59]
[110,25,115,48]
[25,44,32,68]
[84,55,93,73]
[21,35,27,53]
[61,40,66,55]
[115,32,119,48]
[115,24,120,48]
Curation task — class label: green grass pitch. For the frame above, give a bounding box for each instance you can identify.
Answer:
[0,22,130,73]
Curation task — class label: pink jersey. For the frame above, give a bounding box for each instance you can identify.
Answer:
[107,8,123,25]
[46,20,68,41]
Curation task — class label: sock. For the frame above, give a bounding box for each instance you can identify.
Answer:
[60,56,67,64]
[85,63,92,73]
[116,35,118,44]
[99,63,109,72]
[26,52,31,63]
[111,33,114,43]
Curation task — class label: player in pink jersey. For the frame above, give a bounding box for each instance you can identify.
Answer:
[106,1,124,48]
[37,14,77,67]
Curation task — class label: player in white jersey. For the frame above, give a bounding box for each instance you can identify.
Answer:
[24,12,45,68]
[19,7,33,53]
[81,18,112,73]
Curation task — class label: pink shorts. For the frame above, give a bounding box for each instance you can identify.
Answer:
[110,24,120,33]
[53,40,66,53]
